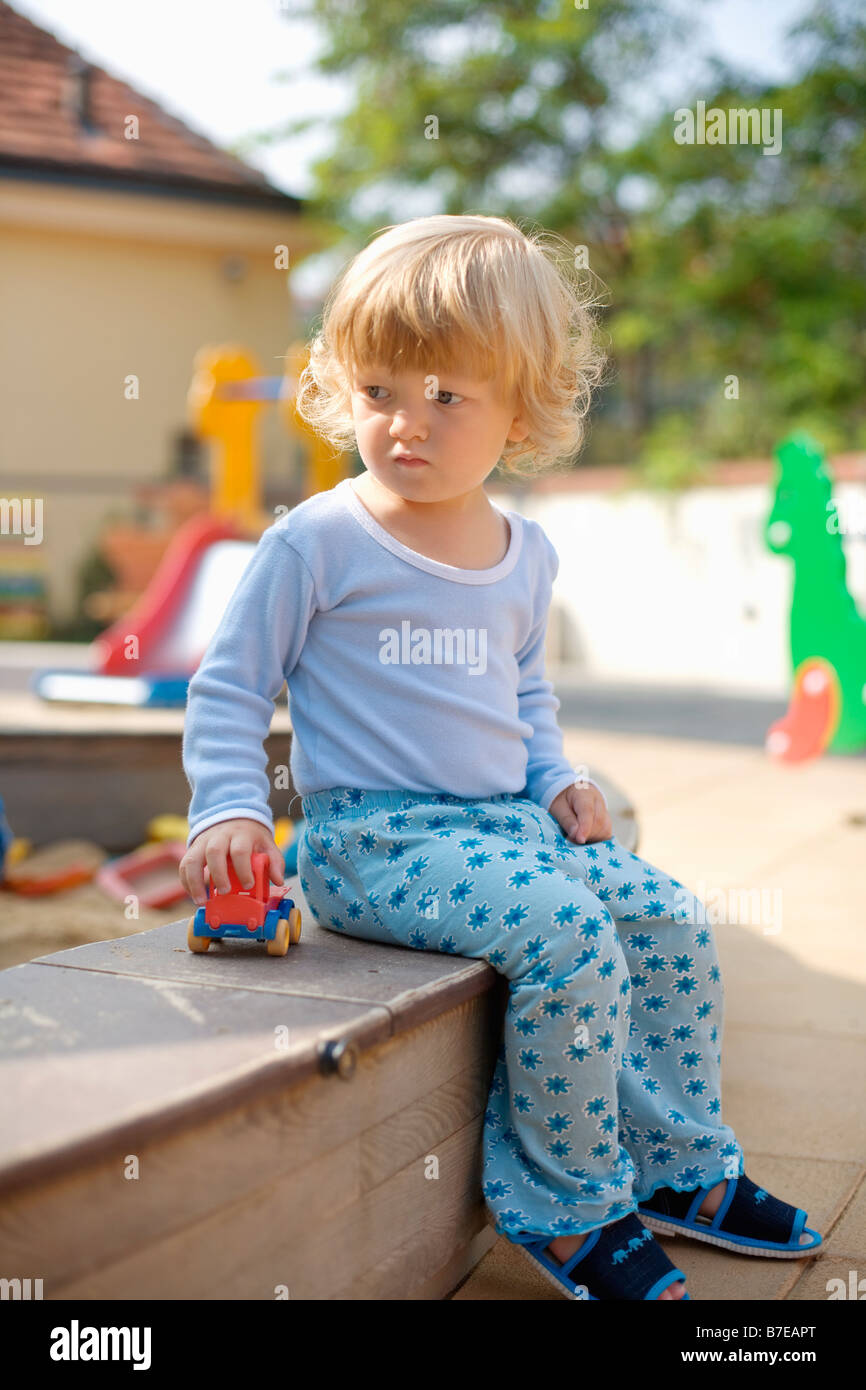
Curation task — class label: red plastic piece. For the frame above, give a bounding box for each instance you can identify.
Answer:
[3,840,105,896]
[97,840,189,908]
[204,850,285,931]
[766,657,841,763]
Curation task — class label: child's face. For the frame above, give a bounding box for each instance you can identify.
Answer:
[348,361,528,502]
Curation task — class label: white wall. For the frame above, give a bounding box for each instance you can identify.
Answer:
[491,481,866,698]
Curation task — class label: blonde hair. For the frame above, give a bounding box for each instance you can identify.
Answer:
[294,214,608,476]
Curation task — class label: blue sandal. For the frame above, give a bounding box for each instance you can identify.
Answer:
[509,1212,690,1300]
[637,1174,823,1258]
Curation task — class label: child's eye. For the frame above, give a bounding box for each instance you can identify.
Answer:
[361,384,463,406]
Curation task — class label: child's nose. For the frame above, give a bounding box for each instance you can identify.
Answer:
[390,408,428,440]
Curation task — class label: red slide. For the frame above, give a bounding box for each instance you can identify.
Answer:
[92,512,251,677]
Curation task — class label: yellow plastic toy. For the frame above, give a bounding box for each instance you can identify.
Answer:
[278,341,349,496]
[146,814,190,843]
[187,346,269,536]
[187,341,351,527]
[273,817,294,851]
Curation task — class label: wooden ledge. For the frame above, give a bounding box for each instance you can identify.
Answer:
[0,770,636,1200]
[0,879,500,1200]
[0,780,638,1297]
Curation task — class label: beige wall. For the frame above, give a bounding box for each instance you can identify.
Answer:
[0,181,323,622]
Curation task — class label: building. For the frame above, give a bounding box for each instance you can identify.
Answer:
[0,0,325,625]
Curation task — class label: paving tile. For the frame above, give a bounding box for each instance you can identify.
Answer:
[722,1028,866,1162]
[787,1257,865,1302]
[640,810,830,888]
[821,1173,866,1259]
[737,828,866,982]
[717,924,865,1039]
[570,730,865,888]
[451,1230,559,1300]
[575,729,754,800]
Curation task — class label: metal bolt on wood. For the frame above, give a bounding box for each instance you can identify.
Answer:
[318,1038,358,1080]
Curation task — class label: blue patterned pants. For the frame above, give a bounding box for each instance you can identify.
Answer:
[297,787,744,1242]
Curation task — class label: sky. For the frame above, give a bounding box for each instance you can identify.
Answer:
[12,0,815,294]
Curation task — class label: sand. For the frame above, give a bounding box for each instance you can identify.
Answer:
[0,882,188,972]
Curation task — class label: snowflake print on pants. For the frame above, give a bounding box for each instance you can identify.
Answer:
[298,786,743,1242]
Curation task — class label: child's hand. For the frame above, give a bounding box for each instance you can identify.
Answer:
[179,819,285,907]
[548,783,613,846]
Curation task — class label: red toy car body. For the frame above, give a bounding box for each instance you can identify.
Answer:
[187,850,301,956]
[204,853,283,929]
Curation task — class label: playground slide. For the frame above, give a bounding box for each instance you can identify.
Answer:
[32,513,258,707]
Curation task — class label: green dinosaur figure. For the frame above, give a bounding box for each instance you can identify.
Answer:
[765,433,866,754]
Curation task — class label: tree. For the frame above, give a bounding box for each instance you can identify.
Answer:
[243,0,865,476]
[610,0,866,480]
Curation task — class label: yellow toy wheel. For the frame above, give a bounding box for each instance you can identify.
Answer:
[287,906,302,944]
[267,918,290,956]
[187,916,211,952]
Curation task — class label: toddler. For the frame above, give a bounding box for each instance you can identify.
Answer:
[179,214,822,1300]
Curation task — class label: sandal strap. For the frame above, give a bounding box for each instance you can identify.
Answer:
[642,1174,802,1246]
[543,1213,686,1300]
[715,1174,800,1243]
[639,1184,706,1221]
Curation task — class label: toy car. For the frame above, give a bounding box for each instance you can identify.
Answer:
[187,850,301,956]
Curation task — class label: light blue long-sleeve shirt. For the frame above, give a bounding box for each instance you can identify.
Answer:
[183,476,593,848]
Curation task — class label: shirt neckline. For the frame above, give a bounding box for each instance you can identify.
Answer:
[339,476,523,585]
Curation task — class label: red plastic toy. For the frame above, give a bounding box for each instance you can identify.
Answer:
[187,850,301,956]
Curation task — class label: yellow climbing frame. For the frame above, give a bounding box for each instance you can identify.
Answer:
[188,341,350,534]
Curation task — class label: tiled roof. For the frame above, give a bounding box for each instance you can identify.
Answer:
[0,1,299,208]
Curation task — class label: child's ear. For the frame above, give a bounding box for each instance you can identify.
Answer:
[506,413,530,444]
[503,387,531,442]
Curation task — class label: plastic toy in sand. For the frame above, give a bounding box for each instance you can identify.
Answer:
[146,814,190,843]
[0,795,33,886]
[764,433,866,761]
[187,850,301,957]
[2,839,107,895]
[97,840,189,910]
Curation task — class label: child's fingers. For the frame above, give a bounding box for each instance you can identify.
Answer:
[552,791,581,843]
[571,795,591,844]
[561,800,589,839]
[205,841,232,895]
[267,844,286,886]
[569,789,611,845]
[229,837,255,890]
[180,848,207,906]
[264,834,287,889]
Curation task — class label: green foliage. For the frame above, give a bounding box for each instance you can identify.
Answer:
[259,0,865,483]
[634,413,713,491]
